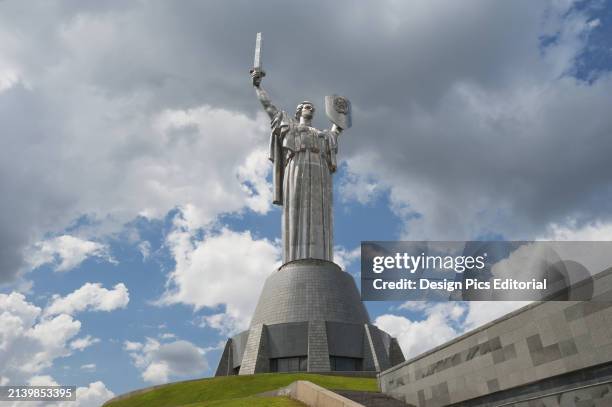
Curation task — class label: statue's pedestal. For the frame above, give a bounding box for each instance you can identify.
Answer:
[215,259,404,375]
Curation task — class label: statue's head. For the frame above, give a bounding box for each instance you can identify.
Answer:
[295,101,315,120]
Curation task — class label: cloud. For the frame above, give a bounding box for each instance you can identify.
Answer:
[544,220,612,241]
[338,169,383,206]
[463,302,528,331]
[375,301,531,358]
[0,96,271,283]
[80,363,96,372]
[538,223,612,276]
[73,381,115,407]
[199,313,244,338]
[0,68,21,92]
[45,283,129,316]
[333,246,361,271]
[25,235,115,272]
[375,303,465,358]
[70,335,101,351]
[159,333,176,340]
[0,296,113,405]
[0,6,273,283]
[57,381,115,407]
[125,338,208,384]
[24,314,82,372]
[123,340,143,352]
[21,376,115,407]
[138,240,151,261]
[28,375,58,386]
[337,2,612,241]
[159,210,281,335]
[0,292,80,384]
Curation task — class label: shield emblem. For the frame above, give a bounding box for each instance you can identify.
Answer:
[325,95,352,129]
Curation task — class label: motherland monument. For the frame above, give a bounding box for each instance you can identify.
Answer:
[215,33,404,376]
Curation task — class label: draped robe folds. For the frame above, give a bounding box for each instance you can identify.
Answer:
[269,111,338,263]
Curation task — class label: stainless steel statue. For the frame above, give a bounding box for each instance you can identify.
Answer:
[250,33,352,263]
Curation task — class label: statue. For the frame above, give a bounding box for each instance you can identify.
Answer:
[214,34,403,378]
[250,33,352,263]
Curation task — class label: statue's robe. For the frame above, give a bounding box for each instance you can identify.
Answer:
[269,111,338,263]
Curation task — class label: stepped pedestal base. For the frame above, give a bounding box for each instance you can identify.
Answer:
[215,259,405,375]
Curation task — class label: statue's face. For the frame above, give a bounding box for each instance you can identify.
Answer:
[301,103,314,120]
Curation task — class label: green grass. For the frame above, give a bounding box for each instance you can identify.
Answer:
[104,373,378,407]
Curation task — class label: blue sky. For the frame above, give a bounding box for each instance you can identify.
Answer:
[1,1,612,405]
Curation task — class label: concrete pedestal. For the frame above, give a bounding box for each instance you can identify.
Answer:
[215,259,404,376]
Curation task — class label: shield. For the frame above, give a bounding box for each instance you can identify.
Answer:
[325,95,352,129]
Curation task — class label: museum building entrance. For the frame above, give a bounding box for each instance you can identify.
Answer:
[270,356,308,372]
[269,356,363,373]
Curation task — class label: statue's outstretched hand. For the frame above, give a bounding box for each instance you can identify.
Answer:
[250,69,266,87]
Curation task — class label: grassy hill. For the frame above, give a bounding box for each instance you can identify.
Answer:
[103,373,378,407]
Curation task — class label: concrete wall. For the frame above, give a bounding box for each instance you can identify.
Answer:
[379,269,612,406]
[284,380,364,407]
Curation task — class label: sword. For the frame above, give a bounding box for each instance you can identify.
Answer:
[250,32,266,80]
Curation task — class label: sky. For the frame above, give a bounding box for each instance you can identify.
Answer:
[1,0,612,405]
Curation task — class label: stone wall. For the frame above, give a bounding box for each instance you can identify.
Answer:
[379,269,612,406]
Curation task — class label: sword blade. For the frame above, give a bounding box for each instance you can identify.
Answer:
[253,32,262,69]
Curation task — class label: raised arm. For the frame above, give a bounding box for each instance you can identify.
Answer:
[251,70,279,120]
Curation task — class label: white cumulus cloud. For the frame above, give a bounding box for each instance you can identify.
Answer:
[375,301,530,358]
[159,210,281,335]
[334,246,361,271]
[125,338,208,384]
[375,303,465,358]
[123,340,143,352]
[18,376,115,407]
[463,301,529,331]
[26,235,115,272]
[70,335,101,351]
[57,381,115,407]
[0,292,79,384]
[138,240,152,261]
[45,282,129,316]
